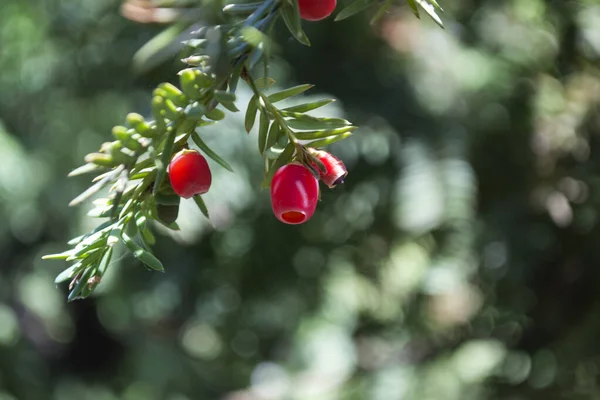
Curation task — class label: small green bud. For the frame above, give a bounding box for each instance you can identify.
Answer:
[84,153,116,167]
[179,69,202,100]
[126,113,145,127]
[163,98,181,121]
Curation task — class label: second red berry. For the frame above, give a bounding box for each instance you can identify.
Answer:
[271,163,320,225]
[298,0,337,21]
[310,149,348,189]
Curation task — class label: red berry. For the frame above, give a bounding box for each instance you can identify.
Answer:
[271,163,320,225]
[298,0,336,21]
[168,149,212,198]
[310,149,348,189]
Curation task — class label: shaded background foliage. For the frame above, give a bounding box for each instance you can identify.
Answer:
[1,0,600,399]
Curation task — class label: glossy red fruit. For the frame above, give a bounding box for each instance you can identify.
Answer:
[298,0,336,21]
[310,149,348,189]
[168,149,212,198]
[271,163,320,225]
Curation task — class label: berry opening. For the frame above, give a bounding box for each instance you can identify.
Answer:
[281,211,306,224]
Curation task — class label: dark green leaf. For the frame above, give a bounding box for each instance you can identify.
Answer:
[214,90,236,104]
[258,111,270,154]
[121,232,165,272]
[68,163,104,177]
[284,114,352,130]
[280,0,310,46]
[407,0,419,17]
[72,235,108,257]
[371,0,394,24]
[67,220,114,247]
[281,99,335,113]
[69,170,116,207]
[229,62,244,92]
[136,214,156,246]
[267,84,313,103]
[125,215,139,238]
[415,0,444,27]
[67,264,96,302]
[247,44,265,71]
[155,192,182,206]
[120,170,156,220]
[293,126,357,140]
[87,206,112,218]
[334,0,374,21]
[153,128,177,195]
[107,224,123,247]
[55,264,81,284]
[67,246,102,262]
[156,218,181,231]
[156,204,180,225]
[43,250,76,260]
[428,0,444,12]
[220,101,240,112]
[193,195,210,219]
[265,121,282,150]
[67,236,85,246]
[245,95,259,133]
[305,131,354,148]
[97,247,114,276]
[191,132,234,172]
[205,108,226,121]
[264,145,287,160]
[129,168,154,181]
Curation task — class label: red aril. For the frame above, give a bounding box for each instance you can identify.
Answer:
[168,149,212,198]
[309,149,348,189]
[270,163,320,225]
[298,0,337,21]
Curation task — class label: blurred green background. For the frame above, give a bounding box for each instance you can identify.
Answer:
[2,0,600,399]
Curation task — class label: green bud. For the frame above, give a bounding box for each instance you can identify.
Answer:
[179,69,201,100]
[163,98,181,121]
[158,83,187,107]
[194,70,213,88]
[125,113,156,138]
[122,137,142,151]
[84,153,116,167]
[112,126,133,141]
[100,141,122,154]
[152,96,167,131]
[135,121,156,138]
[153,88,168,99]
[126,113,145,127]
[112,126,142,151]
